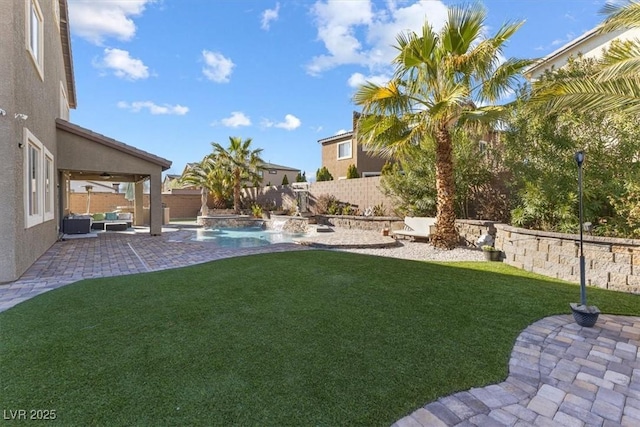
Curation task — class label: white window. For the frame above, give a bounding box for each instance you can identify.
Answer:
[60,82,69,120]
[24,129,54,227]
[337,141,352,159]
[27,0,44,79]
[44,153,54,220]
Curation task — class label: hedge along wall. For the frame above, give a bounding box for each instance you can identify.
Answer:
[69,193,203,220]
[243,176,397,215]
[495,224,640,294]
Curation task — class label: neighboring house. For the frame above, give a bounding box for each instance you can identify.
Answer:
[318,112,387,179]
[0,0,171,283]
[70,180,121,193]
[526,26,640,80]
[259,162,300,186]
[162,174,181,192]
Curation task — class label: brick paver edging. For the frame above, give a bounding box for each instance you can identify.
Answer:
[393,314,640,427]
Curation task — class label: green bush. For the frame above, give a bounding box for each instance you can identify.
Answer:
[281,175,289,185]
[316,167,333,182]
[346,164,359,179]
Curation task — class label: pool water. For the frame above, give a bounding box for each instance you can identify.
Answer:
[193,226,303,248]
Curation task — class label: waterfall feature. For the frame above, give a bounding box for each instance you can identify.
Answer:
[270,218,288,232]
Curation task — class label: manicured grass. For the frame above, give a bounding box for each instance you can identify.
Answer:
[1,251,638,426]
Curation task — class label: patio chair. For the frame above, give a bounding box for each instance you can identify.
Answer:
[392,217,436,241]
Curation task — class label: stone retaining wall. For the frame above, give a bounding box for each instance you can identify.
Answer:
[267,215,309,233]
[197,216,263,228]
[455,219,498,247]
[495,224,640,294]
[316,215,404,232]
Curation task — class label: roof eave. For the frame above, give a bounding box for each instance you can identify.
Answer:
[56,119,172,170]
[59,0,77,108]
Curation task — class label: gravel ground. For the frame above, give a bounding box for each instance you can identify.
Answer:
[336,240,486,262]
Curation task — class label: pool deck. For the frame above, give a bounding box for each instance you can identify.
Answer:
[1,224,639,426]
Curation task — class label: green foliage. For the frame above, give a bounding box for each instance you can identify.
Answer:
[380,131,493,218]
[346,164,359,179]
[313,194,337,214]
[281,174,289,185]
[372,204,386,216]
[295,171,307,182]
[504,57,640,236]
[316,166,333,182]
[211,137,264,213]
[251,204,263,218]
[179,156,233,209]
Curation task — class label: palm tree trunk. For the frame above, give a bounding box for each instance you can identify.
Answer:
[234,169,241,214]
[432,125,460,249]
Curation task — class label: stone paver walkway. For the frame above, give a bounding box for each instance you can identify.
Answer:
[393,314,640,427]
[1,227,639,426]
[0,229,308,313]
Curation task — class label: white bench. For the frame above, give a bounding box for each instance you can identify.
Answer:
[392,217,436,241]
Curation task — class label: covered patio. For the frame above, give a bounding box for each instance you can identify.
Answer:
[56,119,171,235]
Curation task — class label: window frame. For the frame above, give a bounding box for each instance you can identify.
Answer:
[23,129,54,228]
[26,0,44,80]
[52,0,60,31]
[337,140,352,160]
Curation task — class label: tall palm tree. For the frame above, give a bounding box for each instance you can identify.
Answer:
[533,0,640,114]
[212,137,264,213]
[180,155,232,213]
[354,4,531,248]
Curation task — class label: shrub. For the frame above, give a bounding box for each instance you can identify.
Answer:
[316,166,333,182]
[295,172,307,182]
[346,164,359,179]
[314,194,337,214]
[281,175,289,185]
[251,204,263,218]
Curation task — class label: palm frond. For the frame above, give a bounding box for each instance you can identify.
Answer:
[599,0,640,33]
[597,38,640,80]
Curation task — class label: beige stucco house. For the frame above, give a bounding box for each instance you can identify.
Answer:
[318,112,387,180]
[259,162,300,186]
[0,0,171,283]
[527,26,640,79]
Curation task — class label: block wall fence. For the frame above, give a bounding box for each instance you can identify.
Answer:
[243,176,397,215]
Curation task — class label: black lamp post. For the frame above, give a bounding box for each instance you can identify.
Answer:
[570,150,600,327]
[575,150,586,306]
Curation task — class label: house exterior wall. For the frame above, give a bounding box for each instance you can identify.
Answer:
[260,168,299,186]
[528,28,640,80]
[0,0,69,283]
[356,144,388,176]
[321,134,355,179]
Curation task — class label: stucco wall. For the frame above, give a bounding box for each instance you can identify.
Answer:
[0,0,69,282]
[495,224,640,294]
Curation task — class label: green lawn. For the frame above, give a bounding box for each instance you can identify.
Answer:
[1,251,638,426]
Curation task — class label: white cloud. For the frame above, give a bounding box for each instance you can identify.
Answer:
[261,3,280,30]
[220,112,252,127]
[551,33,575,46]
[262,114,301,130]
[118,101,189,115]
[347,72,390,88]
[335,129,349,135]
[67,0,156,45]
[98,48,149,80]
[202,50,235,83]
[307,0,448,75]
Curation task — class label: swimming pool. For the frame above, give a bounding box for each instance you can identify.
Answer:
[193,226,304,248]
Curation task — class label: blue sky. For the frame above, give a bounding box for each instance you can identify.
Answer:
[67,0,608,179]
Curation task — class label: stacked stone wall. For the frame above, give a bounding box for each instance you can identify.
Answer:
[315,215,404,232]
[495,224,640,294]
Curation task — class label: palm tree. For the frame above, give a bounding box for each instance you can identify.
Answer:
[354,4,531,248]
[533,0,640,114]
[180,155,232,213]
[212,137,264,213]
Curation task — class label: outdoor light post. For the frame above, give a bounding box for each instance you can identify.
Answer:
[575,151,586,306]
[570,150,600,327]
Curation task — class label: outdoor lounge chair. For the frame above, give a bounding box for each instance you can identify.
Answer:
[392,217,436,241]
